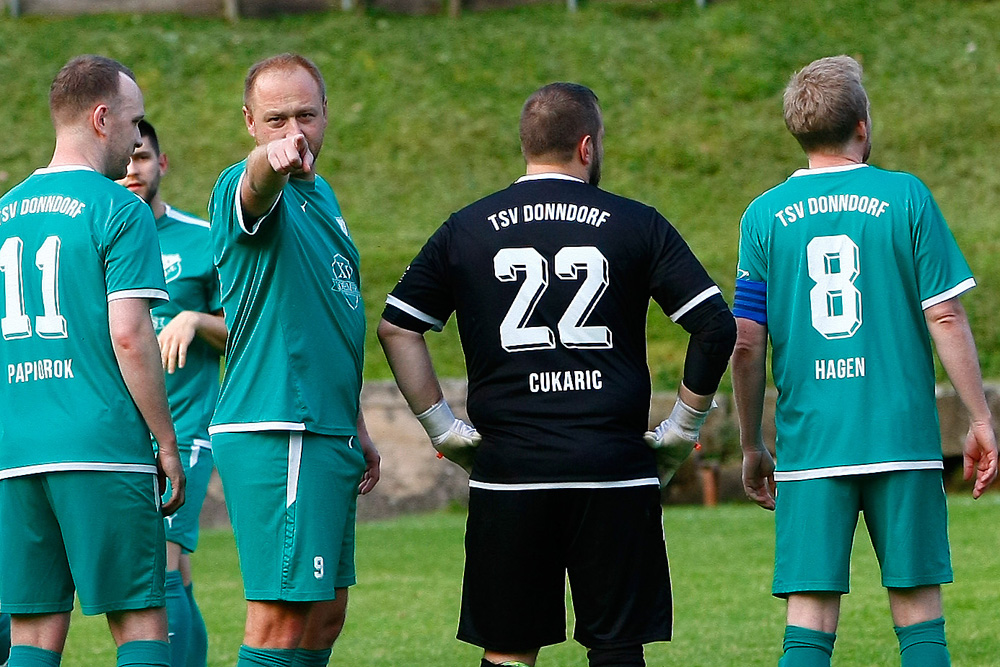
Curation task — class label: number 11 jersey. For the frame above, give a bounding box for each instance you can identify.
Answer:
[384,174,725,487]
[736,164,974,480]
[0,166,167,478]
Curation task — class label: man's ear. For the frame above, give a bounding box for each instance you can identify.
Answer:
[243,105,255,138]
[92,104,110,138]
[579,134,594,166]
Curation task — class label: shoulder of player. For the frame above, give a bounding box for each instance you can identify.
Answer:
[864,164,932,194]
[211,160,250,194]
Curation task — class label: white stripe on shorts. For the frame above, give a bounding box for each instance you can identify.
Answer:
[287,432,303,507]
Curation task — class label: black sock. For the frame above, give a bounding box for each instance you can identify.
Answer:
[587,645,645,667]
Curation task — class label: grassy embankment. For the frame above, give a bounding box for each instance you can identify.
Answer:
[2,0,999,389]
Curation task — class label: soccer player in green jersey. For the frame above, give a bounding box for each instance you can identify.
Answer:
[732,55,998,667]
[119,120,227,667]
[208,53,380,667]
[0,56,185,667]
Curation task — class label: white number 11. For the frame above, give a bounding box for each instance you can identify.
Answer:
[0,235,68,341]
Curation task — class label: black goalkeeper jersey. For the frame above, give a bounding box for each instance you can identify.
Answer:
[383,174,726,487]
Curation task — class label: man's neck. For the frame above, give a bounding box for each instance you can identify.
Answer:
[807,154,865,169]
[49,141,103,175]
[148,196,166,220]
[806,142,868,170]
[525,161,588,182]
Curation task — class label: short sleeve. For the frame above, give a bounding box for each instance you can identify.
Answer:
[911,185,975,309]
[647,210,721,322]
[104,200,168,305]
[207,266,223,313]
[382,220,456,333]
[208,161,281,244]
[736,204,768,284]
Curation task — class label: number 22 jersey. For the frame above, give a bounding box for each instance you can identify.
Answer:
[384,174,725,487]
[736,163,974,480]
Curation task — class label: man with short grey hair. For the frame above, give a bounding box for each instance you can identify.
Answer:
[732,54,997,667]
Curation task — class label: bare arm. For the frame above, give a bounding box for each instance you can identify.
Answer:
[241,134,313,221]
[158,309,227,374]
[109,298,185,515]
[356,409,381,495]
[377,318,479,472]
[925,297,998,498]
[731,317,775,509]
[376,319,444,414]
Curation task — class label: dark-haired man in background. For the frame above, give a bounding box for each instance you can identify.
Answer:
[379,82,735,667]
[119,120,226,667]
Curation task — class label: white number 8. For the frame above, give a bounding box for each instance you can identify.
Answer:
[807,234,861,339]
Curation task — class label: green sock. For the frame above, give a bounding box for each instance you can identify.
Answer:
[7,645,61,667]
[165,571,191,667]
[895,617,950,667]
[291,648,332,666]
[183,583,208,667]
[237,646,296,667]
[0,613,10,664]
[116,640,170,667]
[779,625,836,667]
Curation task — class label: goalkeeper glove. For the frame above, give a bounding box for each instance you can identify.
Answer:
[644,398,712,486]
[415,399,481,474]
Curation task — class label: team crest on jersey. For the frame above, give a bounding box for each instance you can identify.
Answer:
[162,253,182,284]
[331,254,361,309]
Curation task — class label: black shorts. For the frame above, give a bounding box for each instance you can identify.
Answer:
[458,485,672,652]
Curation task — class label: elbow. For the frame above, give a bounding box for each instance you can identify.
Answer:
[377,318,418,351]
[376,318,396,347]
[110,328,143,356]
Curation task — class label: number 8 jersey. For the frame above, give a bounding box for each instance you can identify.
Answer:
[0,167,168,478]
[735,163,975,480]
[383,174,726,486]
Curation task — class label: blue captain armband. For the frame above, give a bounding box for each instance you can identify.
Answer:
[733,278,767,324]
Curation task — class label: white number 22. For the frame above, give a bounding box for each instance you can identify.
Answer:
[0,235,68,341]
[494,246,612,353]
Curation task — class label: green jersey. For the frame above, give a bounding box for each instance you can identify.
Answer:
[152,204,222,447]
[208,162,364,436]
[736,164,974,480]
[0,166,168,478]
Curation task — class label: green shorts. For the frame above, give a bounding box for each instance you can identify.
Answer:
[162,440,214,553]
[773,469,952,596]
[212,430,366,602]
[0,471,166,615]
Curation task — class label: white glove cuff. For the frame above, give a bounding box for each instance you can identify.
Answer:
[415,399,455,441]
[669,398,710,441]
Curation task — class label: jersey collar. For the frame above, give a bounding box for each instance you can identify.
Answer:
[515,172,586,184]
[33,165,97,176]
[790,163,869,178]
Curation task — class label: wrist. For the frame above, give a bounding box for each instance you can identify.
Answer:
[415,399,455,441]
[669,398,710,441]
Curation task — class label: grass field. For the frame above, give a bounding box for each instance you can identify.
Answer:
[56,493,1000,666]
[2,0,1000,389]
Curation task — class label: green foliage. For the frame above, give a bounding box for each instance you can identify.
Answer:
[57,493,1000,665]
[2,0,999,388]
